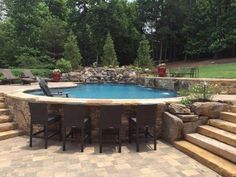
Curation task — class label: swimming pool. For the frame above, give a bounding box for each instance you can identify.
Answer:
[29,83,177,99]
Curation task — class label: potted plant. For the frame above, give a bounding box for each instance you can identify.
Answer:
[52,69,62,82]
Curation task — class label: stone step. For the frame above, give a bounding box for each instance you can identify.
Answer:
[174,141,236,177]
[221,112,236,124]
[0,122,17,132]
[231,106,236,113]
[0,102,6,109]
[0,108,9,115]
[0,130,24,141]
[186,133,236,163]
[176,114,198,122]
[198,125,236,147]
[0,115,12,123]
[208,119,236,134]
[0,97,4,102]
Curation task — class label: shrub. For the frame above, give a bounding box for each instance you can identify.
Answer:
[179,83,220,105]
[16,54,40,69]
[55,58,72,73]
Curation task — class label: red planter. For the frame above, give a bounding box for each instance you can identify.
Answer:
[157,67,167,77]
[52,73,61,82]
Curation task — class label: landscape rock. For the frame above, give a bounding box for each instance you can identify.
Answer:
[177,114,199,122]
[68,67,139,83]
[168,103,191,115]
[162,112,183,143]
[191,102,229,118]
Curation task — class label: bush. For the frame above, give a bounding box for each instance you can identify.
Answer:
[16,54,40,69]
[55,58,72,73]
[179,83,220,105]
[11,68,51,78]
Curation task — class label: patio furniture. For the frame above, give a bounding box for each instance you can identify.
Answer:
[62,104,91,152]
[99,105,123,153]
[38,78,69,97]
[21,69,37,81]
[128,104,157,152]
[29,102,61,149]
[170,67,199,78]
[0,69,35,84]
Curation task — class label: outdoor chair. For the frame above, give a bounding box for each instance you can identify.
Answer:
[21,69,37,81]
[0,69,35,84]
[29,102,61,149]
[62,104,91,152]
[99,105,123,153]
[128,104,157,152]
[38,78,69,97]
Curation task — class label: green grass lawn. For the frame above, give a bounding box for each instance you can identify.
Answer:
[198,63,236,78]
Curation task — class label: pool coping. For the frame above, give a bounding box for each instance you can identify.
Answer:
[3,82,182,105]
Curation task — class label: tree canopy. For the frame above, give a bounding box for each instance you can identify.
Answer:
[0,0,235,69]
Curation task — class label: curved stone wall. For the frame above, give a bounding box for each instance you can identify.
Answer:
[3,84,176,139]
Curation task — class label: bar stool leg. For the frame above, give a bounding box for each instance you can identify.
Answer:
[81,127,84,152]
[136,127,139,152]
[154,127,157,150]
[118,128,121,153]
[99,129,102,153]
[63,127,66,151]
[44,125,48,149]
[29,123,33,147]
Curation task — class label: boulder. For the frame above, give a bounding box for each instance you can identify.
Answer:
[168,103,191,115]
[191,102,229,118]
[162,112,183,143]
[177,114,199,122]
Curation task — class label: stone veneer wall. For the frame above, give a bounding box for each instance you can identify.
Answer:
[138,77,236,94]
[5,96,166,140]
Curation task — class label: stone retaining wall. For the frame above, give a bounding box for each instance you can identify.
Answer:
[5,95,166,140]
[138,77,236,94]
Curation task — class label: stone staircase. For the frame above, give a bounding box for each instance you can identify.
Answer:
[174,105,236,177]
[0,94,24,141]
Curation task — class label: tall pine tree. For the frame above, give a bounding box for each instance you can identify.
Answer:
[135,39,153,68]
[64,32,82,69]
[101,33,118,66]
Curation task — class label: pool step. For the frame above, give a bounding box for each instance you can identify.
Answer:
[174,141,236,177]
[221,112,236,124]
[0,122,17,132]
[0,108,9,115]
[0,102,6,109]
[0,97,4,102]
[198,125,236,147]
[208,119,236,134]
[186,133,236,163]
[0,115,13,123]
[231,106,236,113]
[0,130,24,141]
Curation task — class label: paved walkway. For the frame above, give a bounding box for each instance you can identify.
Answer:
[0,136,220,177]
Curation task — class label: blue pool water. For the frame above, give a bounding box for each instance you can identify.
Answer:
[30,83,177,99]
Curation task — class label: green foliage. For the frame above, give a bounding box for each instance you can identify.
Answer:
[64,32,82,70]
[0,0,235,68]
[55,58,72,73]
[179,83,220,105]
[135,39,153,68]
[101,33,119,66]
[41,17,67,60]
[10,68,51,78]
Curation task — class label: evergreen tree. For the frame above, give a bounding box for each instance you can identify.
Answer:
[135,39,153,68]
[101,33,118,66]
[64,32,82,69]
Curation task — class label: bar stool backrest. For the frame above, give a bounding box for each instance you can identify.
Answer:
[63,104,89,127]
[136,105,157,127]
[100,105,123,129]
[29,102,48,124]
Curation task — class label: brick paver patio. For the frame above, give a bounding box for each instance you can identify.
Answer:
[0,136,220,177]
